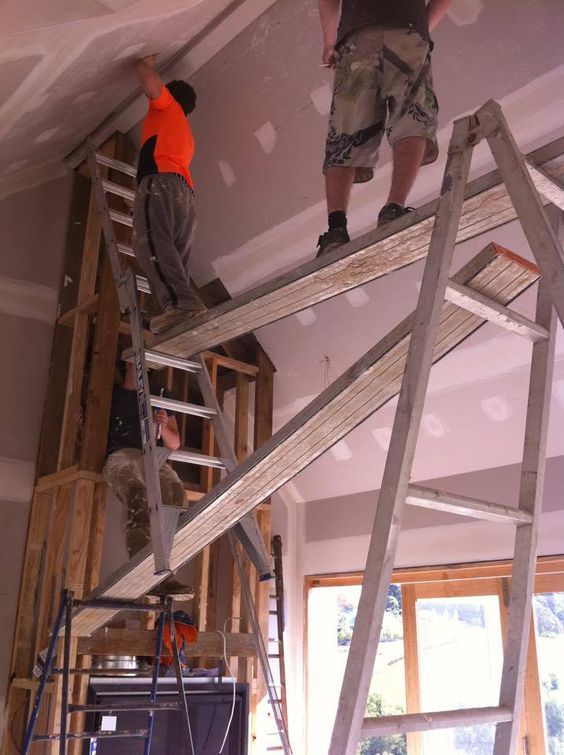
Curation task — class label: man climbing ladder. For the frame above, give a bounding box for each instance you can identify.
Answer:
[133,54,205,335]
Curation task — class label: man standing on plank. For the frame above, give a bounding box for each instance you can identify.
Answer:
[133,54,205,335]
[316,0,452,257]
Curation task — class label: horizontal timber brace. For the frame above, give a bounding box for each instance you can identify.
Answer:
[71,242,538,636]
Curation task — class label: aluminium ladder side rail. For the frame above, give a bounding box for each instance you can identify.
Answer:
[87,144,178,575]
[264,534,289,752]
[22,590,195,755]
[87,142,271,579]
[328,111,561,755]
[70,240,541,638]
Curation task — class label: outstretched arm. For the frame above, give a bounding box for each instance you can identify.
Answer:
[319,0,341,66]
[427,0,452,32]
[136,54,163,100]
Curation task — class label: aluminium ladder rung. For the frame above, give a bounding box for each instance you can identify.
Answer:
[95,152,137,178]
[405,484,534,524]
[136,274,150,294]
[102,179,135,202]
[117,242,134,257]
[444,280,548,342]
[362,705,512,738]
[150,394,216,419]
[121,347,202,373]
[144,349,202,373]
[34,729,149,742]
[109,208,133,227]
[168,448,227,470]
[69,701,181,713]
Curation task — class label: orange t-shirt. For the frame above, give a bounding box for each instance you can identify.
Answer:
[137,85,195,188]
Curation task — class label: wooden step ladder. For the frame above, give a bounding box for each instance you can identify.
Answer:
[328,107,564,755]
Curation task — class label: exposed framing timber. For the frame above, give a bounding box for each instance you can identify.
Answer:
[405,485,534,524]
[70,242,539,637]
[148,136,564,358]
[362,707,512,738]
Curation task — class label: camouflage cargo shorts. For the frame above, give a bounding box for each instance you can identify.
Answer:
[103,448,186,558]
[324,26,439,183]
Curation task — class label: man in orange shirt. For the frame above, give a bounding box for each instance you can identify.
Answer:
[133,55,205,335]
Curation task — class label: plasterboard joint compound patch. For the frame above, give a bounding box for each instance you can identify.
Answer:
[345,289,370,307]
[330,440,353,462]
[447,0,484,26]
[254,121,277,154]
[309,83,333,116]
[218,160,236,187]
[35,127,59,144]
[421,413,447,438]
[295,308,317,326]
[480,395,511,422]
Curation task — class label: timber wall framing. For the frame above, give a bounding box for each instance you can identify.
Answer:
[1,133,276,755]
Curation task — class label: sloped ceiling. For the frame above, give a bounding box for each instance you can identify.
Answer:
[0,0,265,191]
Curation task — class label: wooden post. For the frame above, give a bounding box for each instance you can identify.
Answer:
[80,256,120,471]
[493,279,556,755]
[401,584,422,755]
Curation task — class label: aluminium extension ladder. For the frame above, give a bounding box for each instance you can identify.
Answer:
[23,590,196,754]
[86,142,293,755]
[328,104,564,755]
[264,535,289,753]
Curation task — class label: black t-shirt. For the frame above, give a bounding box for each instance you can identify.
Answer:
[107,384,176,456]
[337,0,430,47]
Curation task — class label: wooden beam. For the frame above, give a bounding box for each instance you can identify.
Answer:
[444,280,548,342]
[401,583,422,754]
[362,706,512,738]
[406,484,534,524]
[148,137,564,358]
[77,629,258,657]
[80,257,121,471]
[35,466,102,492]
[70,243,539,636]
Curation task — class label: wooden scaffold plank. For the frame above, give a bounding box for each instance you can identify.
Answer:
[148,135,564,358]
[71,241,539,637]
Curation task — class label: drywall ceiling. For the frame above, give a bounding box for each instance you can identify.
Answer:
[0,0,278,193]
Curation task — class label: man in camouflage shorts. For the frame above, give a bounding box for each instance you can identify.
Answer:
[317,0,452,256]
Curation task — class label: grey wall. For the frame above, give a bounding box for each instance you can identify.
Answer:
[0,174,72,722]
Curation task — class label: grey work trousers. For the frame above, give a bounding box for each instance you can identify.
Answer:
[133,173,200,312]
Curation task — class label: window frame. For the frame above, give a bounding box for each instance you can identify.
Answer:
[305,556,564,754]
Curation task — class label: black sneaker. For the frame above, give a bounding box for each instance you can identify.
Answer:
[316,227,350,258]
[377,202,414,227]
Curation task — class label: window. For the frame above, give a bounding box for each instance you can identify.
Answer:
[306,558,564,755]
[306,583,406,755]
[533,592,564,755]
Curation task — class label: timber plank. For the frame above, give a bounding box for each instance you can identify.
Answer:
[71,243,539,636]
[149,137,564,358]
[77,630,257,657]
